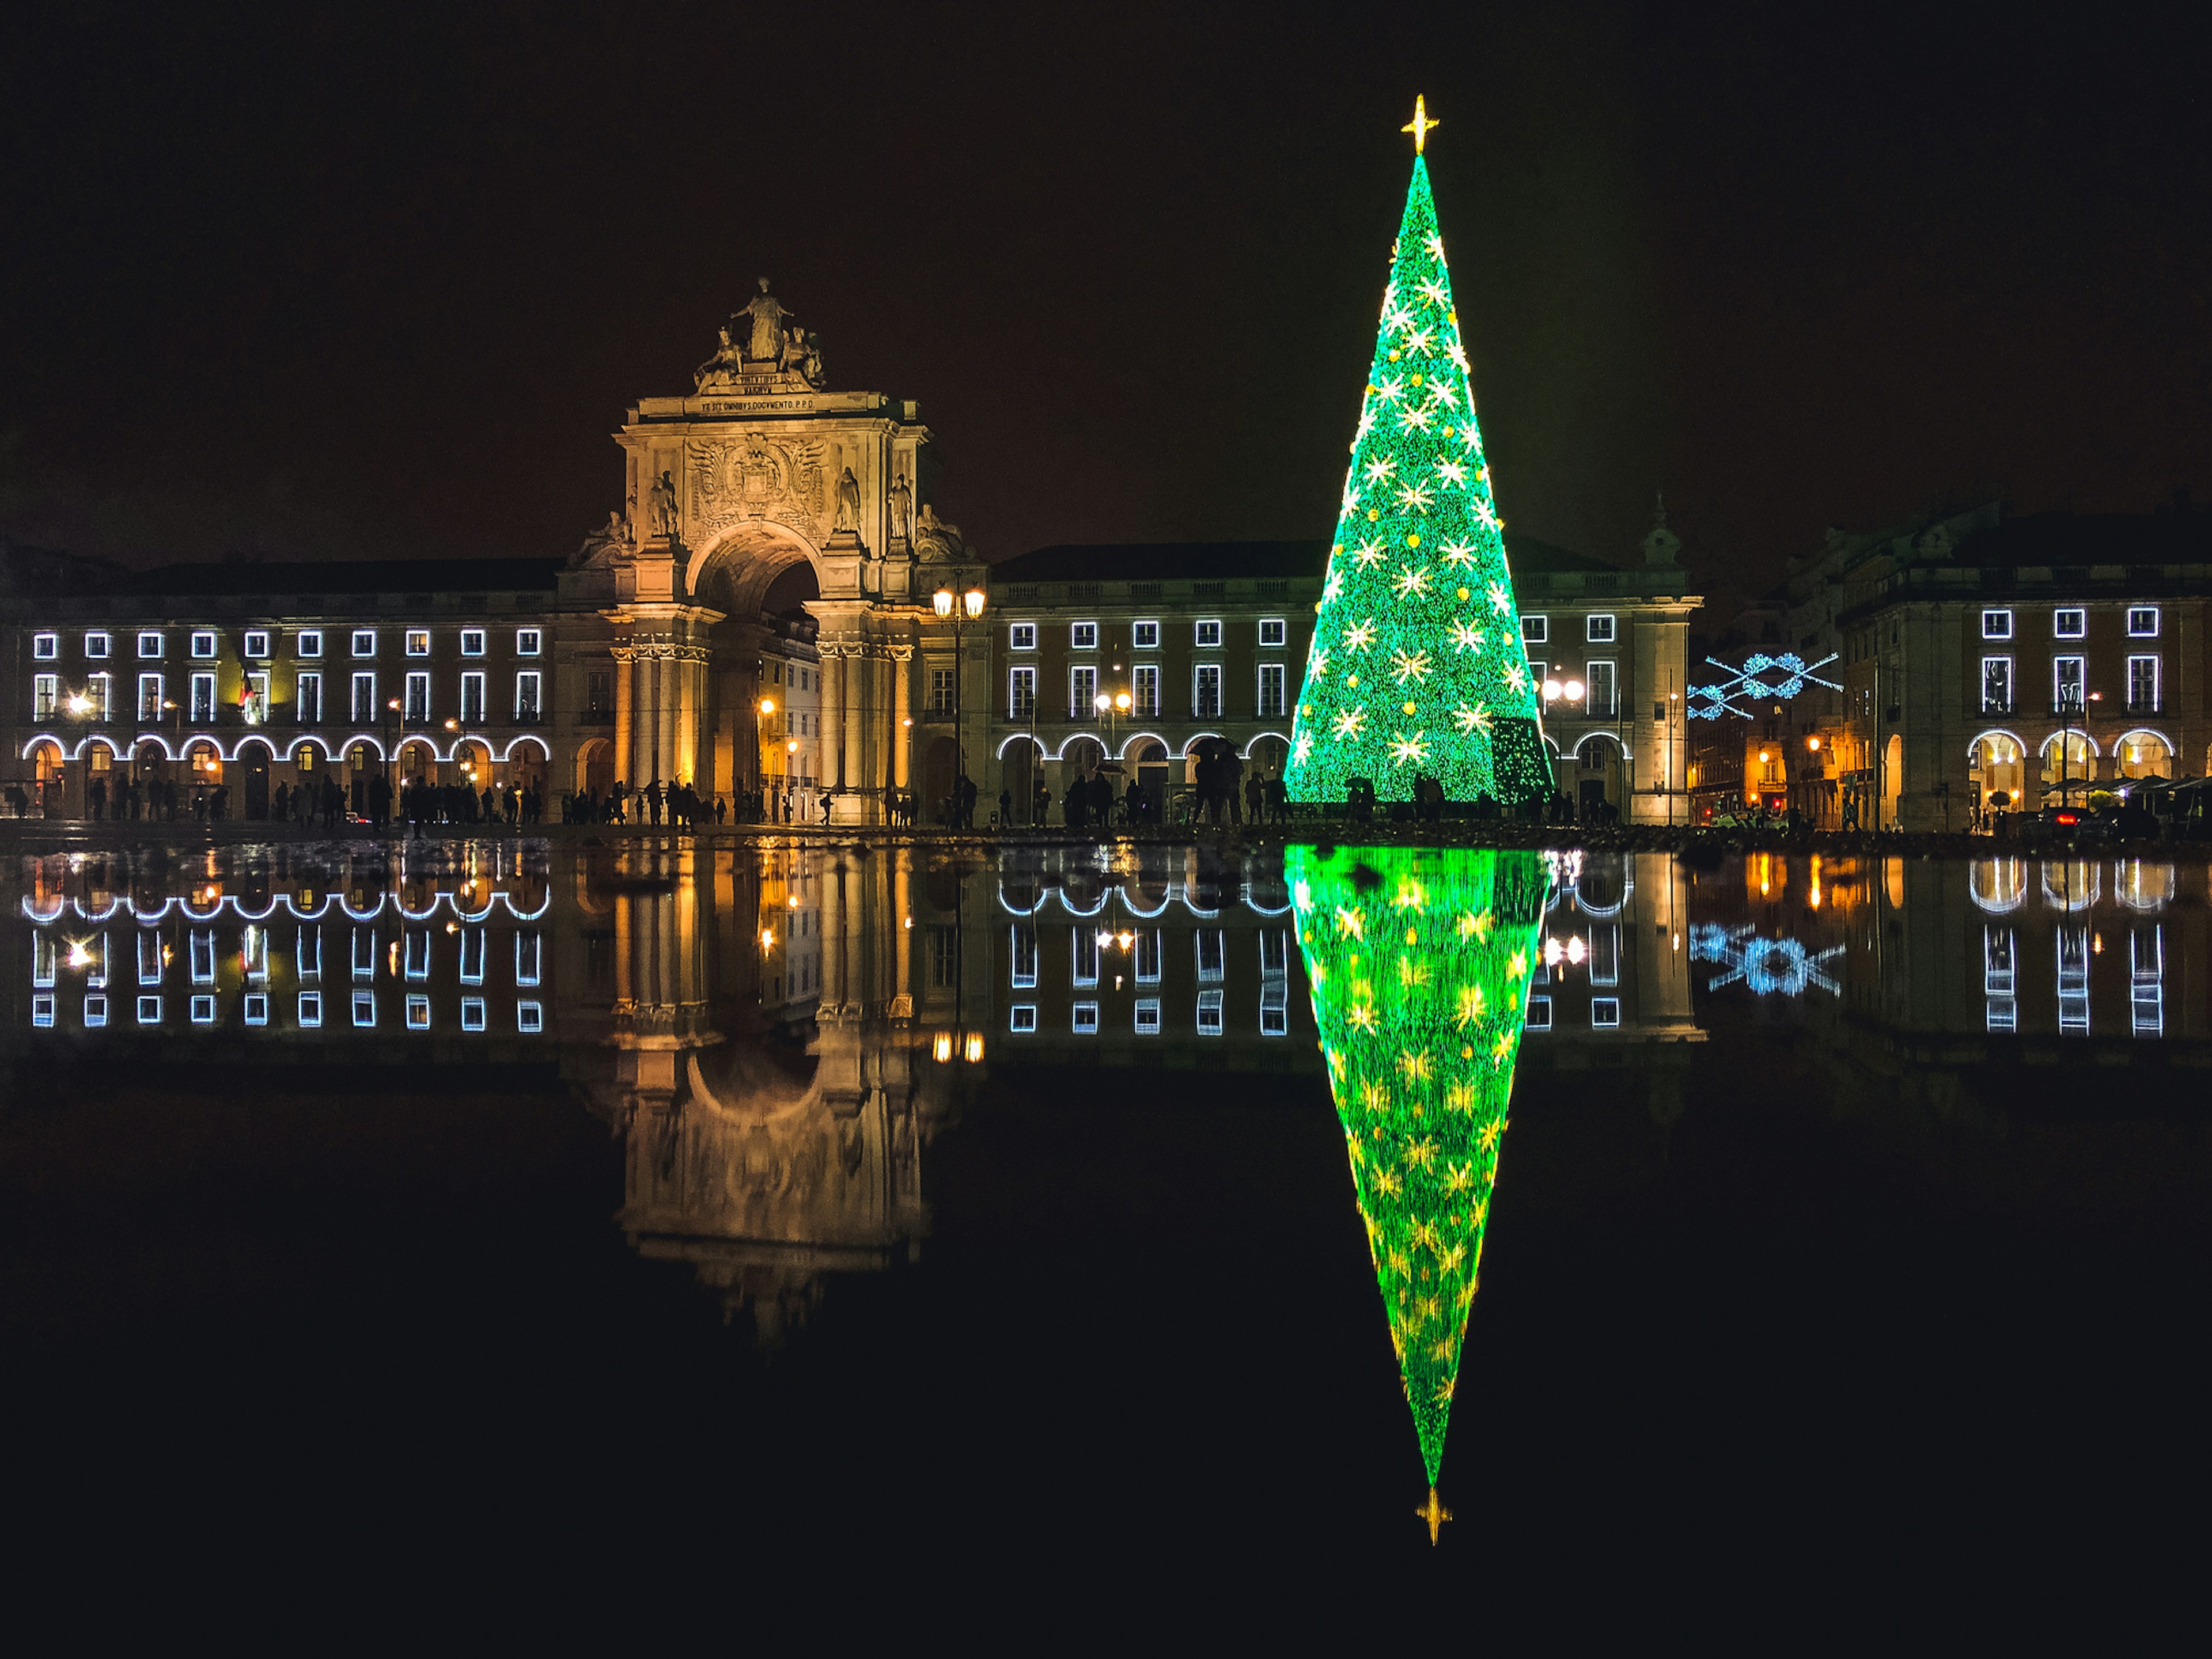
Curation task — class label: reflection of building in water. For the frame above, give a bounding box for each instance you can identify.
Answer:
[10,844,553,1047]
[1830,855,2210,1048]
[946,844,1315,1063]
[569,840,960,1341]
[1518,852,1700,1047]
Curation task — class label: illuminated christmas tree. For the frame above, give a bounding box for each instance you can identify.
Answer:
[1287,98,1549,805]
[1289,843,1546,1542]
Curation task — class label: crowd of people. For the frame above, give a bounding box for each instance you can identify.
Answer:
[559,779,725,827]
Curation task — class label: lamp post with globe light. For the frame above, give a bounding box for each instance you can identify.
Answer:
[1540,675,1584,806]
[933,584,985,823]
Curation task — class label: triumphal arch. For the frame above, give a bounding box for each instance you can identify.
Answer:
[569,281,982,823]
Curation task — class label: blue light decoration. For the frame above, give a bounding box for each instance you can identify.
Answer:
[1687,652,1843,721]
[1689,923,1844,997]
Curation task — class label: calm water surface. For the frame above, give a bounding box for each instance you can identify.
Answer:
[2,838,2206,1608]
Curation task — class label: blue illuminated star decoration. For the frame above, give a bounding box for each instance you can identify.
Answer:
[1687,652,1842,721]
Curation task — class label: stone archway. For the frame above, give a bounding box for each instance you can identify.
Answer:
[687,521,823,620]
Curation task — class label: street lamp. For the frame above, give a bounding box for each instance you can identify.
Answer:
[934,584,987,823]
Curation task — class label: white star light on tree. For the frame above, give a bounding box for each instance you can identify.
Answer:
[1423,233,1445,262]
[1342,619,1377,653]
[1355,408,1377,443]
[1487,581,1513,615]
[1342,482,1362,515]
[1352,539,1388,566]
[1293,733,1313,764]
[1392,566,1431,598]
[1322,571,1343,602]
[1373,376,1406,406]
[1309,647,1331,677]
[1404,327,1435,357]
[1395,482,1433,512]
[1397,406,1434,434]
[1364,454,1399,485]
[1440,541,1478,569]
[1384,304,1416,335]
[1446,340,1469,372]
[1389,732,1430,766]
[1389,649,1433,683]
[1448,619,1484,652]
[1418,278,1450,309]
[1461,425,1483,454]
[1453,702,1494,735]
[1504,664,1529,694]
[1428,380,1459,410]
[1471,498,1499,530]
[1435,457,1467,488]
[1332,708,1367,738]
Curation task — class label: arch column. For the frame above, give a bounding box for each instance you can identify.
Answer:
[891,646,914,793]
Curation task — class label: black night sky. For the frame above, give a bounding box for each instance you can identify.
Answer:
[3,3,2207,613]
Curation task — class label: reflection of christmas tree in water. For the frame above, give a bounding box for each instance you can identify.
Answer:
[1289,844,1546,1543]
[1286,98,1549,806]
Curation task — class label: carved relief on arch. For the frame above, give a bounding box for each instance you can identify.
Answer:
[686,436,829,544]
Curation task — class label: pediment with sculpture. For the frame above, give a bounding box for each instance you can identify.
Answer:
[694,277,825,393]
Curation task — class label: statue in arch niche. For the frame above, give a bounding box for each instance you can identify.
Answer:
[648,470,681,540]
[833,467,862,533]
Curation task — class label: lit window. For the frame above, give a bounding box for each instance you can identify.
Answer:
[84,632,109,659]
[1591,997,1622,1028]
[1071,622,1099,650]
[2128,655,2160,711]
[2128,607,2160,638]
[2053,609,2086,639]
[86,673,112,720]
[461,997,486,1031]
[1071,1002,1100,1034]
[460,628,486,657]
[190,631,217,659]
[352,990,376,1027]
[517,1001,544,1033]
[1009,623,1037,651]
[514,670,541,720]
[460,672,484,725]
[33,675,57,718]
[190,673,216,722]
[515,933,541,986]
[406,994,431,1029]
[138,632,164,659]
[405,672,430,722]
[83,994,107,1028]
[296,630,323,658]
[190,994,217,1025]
[1982,609,2013,641]
[243,631,270,659]
[350,673,376,724]
[1522,615,1548,645]
[351,630,377,657]
[1195,619,1222,649]
[137,995,162,1025]
[298,992,324,1027]
[243,993,268,1026]
[1257,662,1286,717]
[32,632,56,661]
[1259,618,1287,648]
[1134,998,1161,1035]
[1009,1004,1038,1033]
[1132,620,1160,649]
[1586,614,1616,643]
[515,628,541,657]
[31,994,54,1028]
[1524,995,1552,1031]
[405,630,431,657]
[1196,989,1224,1036]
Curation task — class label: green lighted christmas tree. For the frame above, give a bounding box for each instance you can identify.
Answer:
[1287,98,1550,806]
[1289,842,1546,1543]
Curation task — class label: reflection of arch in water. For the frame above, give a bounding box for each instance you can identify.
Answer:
[1969,858,2027,914]
[2114,859,2174,912]
[2041,859,2100,912]
[1571,855,1633,918]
